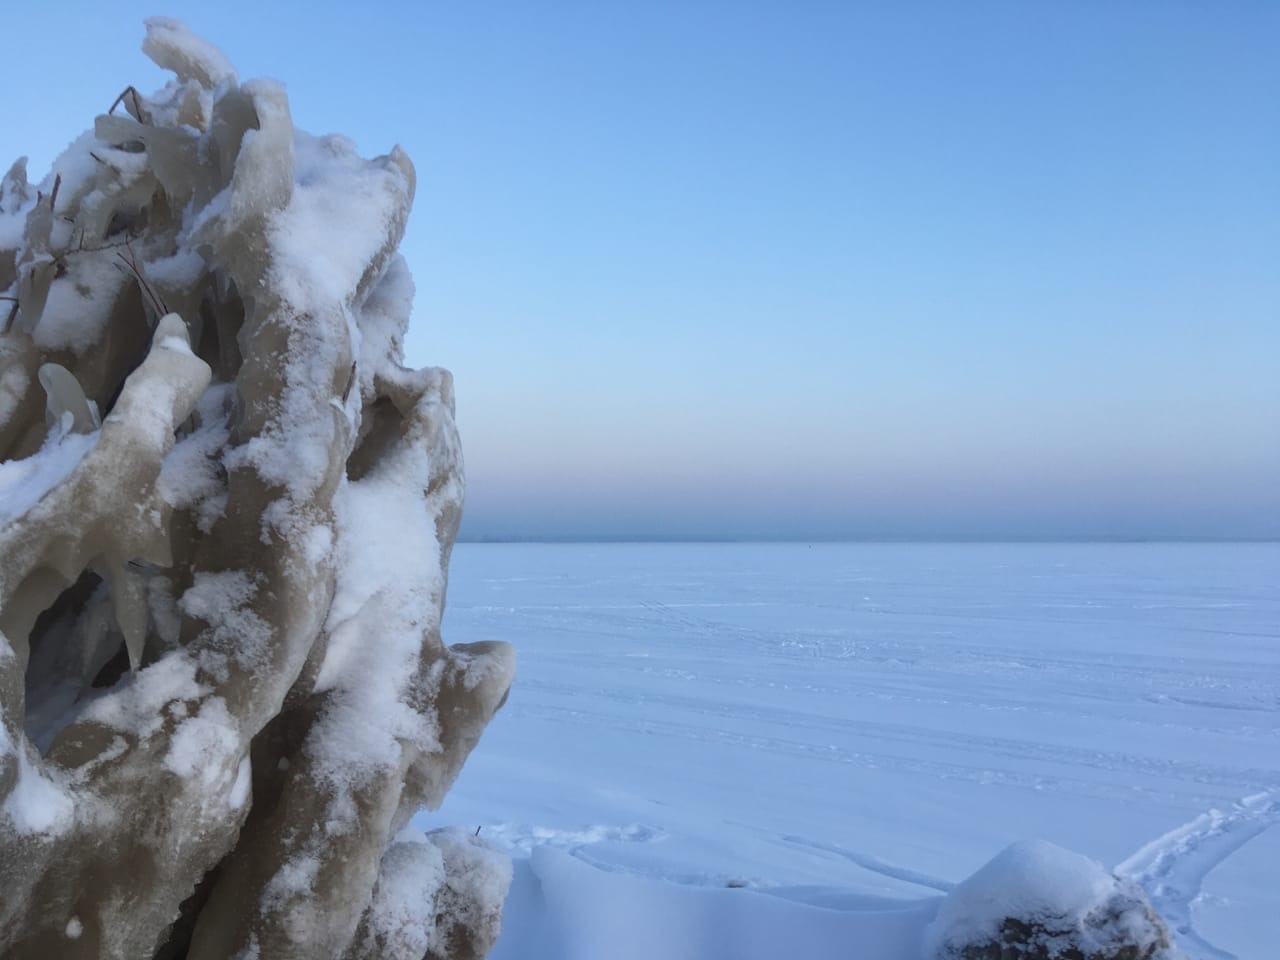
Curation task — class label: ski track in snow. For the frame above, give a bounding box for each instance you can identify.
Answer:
[514,678,1280,793]
[1117,790,1280,960]
[778,834,955,893]
[505,697,1273,808]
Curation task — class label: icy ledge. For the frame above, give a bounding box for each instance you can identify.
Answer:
[0,18,512,960]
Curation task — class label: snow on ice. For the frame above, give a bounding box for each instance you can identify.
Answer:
[418,541,1278,960]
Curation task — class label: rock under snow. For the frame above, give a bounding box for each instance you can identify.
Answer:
[923,840,1183,960]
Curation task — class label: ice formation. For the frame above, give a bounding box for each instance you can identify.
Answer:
[0,18,514,960]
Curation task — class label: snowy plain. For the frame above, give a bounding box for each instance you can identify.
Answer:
[415,542,1279,960]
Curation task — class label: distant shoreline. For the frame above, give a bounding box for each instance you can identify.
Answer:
[456,536,1278,545]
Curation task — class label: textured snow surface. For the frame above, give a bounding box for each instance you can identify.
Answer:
[164,696,240,790]
[1,729,74,835]
[158,383,234,532]
[270,132,410,312]
[0,431,97,524]
[416,542,1278,960]
[364,834,447,958]
[309,441,445,788]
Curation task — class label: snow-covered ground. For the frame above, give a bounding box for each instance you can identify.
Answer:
[414,542,1279,960]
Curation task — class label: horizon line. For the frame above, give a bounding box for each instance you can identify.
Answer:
[456,535,1279,545]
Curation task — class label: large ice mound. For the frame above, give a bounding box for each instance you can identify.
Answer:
[0,17,513,960]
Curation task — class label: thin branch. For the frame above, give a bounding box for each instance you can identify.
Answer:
[108,86,149,124]
[116,241,168,320]
[78,235,131,256]
[341,362,357,403]
[109,85,140,117]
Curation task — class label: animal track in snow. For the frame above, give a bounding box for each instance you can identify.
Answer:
[1117,790,1280,960]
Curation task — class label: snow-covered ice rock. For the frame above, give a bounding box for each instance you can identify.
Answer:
[0,18,512,960]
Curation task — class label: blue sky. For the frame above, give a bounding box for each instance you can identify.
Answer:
[3,3,1276,539]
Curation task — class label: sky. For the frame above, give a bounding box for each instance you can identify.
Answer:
[1,2,1276,540]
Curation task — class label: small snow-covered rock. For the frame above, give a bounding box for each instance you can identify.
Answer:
[923,840,1183,960]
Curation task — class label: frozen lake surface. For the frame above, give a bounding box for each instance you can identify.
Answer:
[417,542,1279,959]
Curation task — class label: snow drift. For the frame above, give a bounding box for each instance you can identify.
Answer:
[0,18,513,959]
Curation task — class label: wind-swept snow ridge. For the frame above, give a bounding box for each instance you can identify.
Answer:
[0,19,512,960]
[495,845,937,960]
